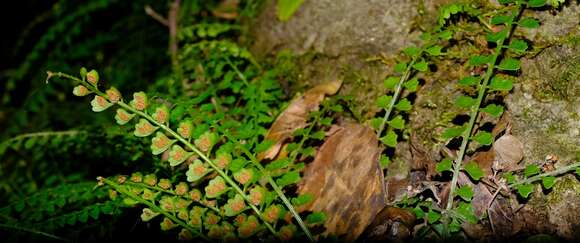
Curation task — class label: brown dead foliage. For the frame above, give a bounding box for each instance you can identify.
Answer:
[360,206,416,242]
[258,80,342,161]
[458,172,515,239]
[297,123,385,242]
[211,0,239,19]
[492,133,524,172]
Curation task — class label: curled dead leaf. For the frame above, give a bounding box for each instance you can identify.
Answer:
[297,122,385,241]
[258,80,342,161]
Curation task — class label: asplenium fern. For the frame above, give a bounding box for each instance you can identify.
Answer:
[47,62,317,241]
[3,0,113,105]
[439,0,544,213]
[370,25,451,171]
[377,0,579,240]
[0,181,120,241]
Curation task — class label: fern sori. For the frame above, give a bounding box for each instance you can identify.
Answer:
[47,64,319,241]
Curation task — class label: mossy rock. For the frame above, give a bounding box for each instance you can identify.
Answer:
[248,0,451,119]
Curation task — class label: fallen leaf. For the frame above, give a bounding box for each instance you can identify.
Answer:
[471,150,495,178]
[458,173,514,239]
[297,123,385,241]
[492,134,524,172]
[409,133,437,179]
[360,207,416,242]
[258,80,342,161]
[385,178,411,203]
[211,0,239,19]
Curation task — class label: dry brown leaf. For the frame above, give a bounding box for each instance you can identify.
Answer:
[493,134,524,172]
[410,134,437,179]
[297,123,385,241]
[471,150,495,178]
[360,207,416,242]
[458,173,515,239]
[211,0,239,19]
[258,80,342,161]
[385,178,411,202]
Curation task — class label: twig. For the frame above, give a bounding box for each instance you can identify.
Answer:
[487,209,496,235]
[144,5,169,26]
[225,56,249,85]
[144,1,183,90]
[168,0,181,60]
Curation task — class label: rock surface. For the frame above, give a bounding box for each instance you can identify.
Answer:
[250,0,449,117]
[249,0,580,240]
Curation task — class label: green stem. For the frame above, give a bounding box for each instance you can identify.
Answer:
[228,136,314,242]
[477,16,493,31]
[289,108,324,163]
[48,72,278,236]
[509,162,580,188]
[102,178,209,240]
[117,101,278,235]
[225,56,249,85]
[445,5,522,211]
[0,223,70,242]
[124,181,220,213]
[376,57,418,137]
[3,130,82,143]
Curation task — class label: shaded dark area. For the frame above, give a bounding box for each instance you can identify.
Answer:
[0,0,172,241]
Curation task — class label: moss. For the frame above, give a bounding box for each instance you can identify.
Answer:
[546,175,580,206]
[386,157,410,180]
[521,30,580,103]
[532,56,579,102]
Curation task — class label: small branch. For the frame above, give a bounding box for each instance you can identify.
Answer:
[168,0,181,59]
[477,16,493,31]
[168,0,183,92]
[225,56,249,85]
[144,5,169,27]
